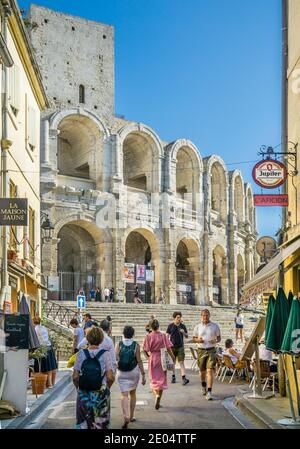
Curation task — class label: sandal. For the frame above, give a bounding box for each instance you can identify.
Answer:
[122,419,130,429]
[130,417,136,422]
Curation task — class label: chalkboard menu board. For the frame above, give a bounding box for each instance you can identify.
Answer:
[4,314,29,349]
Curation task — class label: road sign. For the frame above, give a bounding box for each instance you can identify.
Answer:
[254,194,288,206]
[252,159,287,189]
[77,295,86,309]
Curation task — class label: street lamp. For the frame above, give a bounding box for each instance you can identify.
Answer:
[41,212,54,243]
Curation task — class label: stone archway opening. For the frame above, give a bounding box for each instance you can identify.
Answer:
[176,239,200,305]
[234,176,244,224]
[237,254,245,302]
[213,245,227,304]
[176,147,200,210]
[211,162,227,222]
[57,115,100,180]
[123,132,157,192]
[56,223,101,301]
[124,229,160,303]
[247,189,254,229]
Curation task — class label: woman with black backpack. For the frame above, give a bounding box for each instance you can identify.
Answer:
[115,326,146,429]
[73,327,115,429]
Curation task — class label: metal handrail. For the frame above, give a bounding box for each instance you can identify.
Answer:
[42,299,78,328]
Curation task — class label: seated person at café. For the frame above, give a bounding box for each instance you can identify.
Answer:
[258,338,278,373]
[224,339,247,370]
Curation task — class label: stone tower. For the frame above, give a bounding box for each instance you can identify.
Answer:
[28,4,114,120]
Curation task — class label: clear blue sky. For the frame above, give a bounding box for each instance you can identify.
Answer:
[20,0,283,238]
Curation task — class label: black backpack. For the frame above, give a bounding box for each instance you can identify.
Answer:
[78,349,107,391]
[118,341,138,372]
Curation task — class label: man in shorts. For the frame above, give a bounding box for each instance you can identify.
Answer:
[166,312,189,385]
[193,309,221,400]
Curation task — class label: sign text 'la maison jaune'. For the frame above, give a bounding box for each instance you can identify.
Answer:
[0,199,28,226]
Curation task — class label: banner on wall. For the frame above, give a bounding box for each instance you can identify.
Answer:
[136,265,146,284]
[123,263,135,283]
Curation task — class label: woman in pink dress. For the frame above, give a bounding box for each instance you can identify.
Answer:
[143,319,175,410]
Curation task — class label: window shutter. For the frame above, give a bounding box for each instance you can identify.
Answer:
[9,65,20,112]
[28,107,37,149]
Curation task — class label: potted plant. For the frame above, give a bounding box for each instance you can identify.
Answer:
[29,345,49,395]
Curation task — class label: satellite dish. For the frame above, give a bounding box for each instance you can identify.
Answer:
[256,236,277,260]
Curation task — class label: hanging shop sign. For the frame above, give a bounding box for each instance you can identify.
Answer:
[252,160,287,189]
[123,263,135,283]
[256,236,277,260]
[0,198,28,226]
[254,194,289,207]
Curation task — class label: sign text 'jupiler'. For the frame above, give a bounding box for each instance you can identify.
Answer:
[0,199,28,226]
[252,159,287,189]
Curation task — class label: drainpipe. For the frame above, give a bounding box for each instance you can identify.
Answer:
[281,0,288,233]
[0,2,13,308]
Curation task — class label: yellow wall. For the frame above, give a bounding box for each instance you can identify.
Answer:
[286,0,300,234]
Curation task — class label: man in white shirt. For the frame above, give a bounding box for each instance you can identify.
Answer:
[193,309,221,400]
[104,287,110,302]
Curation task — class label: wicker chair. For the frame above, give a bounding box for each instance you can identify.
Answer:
[221,354,248,383]
[250,360,277,395]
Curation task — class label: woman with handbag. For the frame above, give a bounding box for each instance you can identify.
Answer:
[143,319,175,410]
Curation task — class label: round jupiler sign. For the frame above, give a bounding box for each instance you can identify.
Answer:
[252,159,287,189]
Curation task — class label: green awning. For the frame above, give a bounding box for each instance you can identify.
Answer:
[265,294,275,342]
[281,297,300,353]
[265,288,290,352]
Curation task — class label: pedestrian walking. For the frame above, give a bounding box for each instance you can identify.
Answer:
[83,313,94,331]
[106,316,113,337]
[158,288,166,304]
[192,309,221,401]
[143,319,175,410]
[95,287,101,302]
[104,287,110,302]
[116,326,146,429]
[166,312,189,385]
[90,287,96,302]
[100,319,117,373]
[235,309,244,342]
[70,318,85,354]
[73,327,115,429]
[133,285,143,303]
[109,287,115,303]
[145,314,156,334]
[33,317,58,389]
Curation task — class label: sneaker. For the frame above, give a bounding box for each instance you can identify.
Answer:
[182,378,190,386]
[206,391,213,401]
[171,375,176,384]
[201,386,207,396]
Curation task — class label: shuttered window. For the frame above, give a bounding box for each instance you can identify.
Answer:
[28,106,37,150]
[9,65,20,115]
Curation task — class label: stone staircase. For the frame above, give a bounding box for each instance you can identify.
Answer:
[44,301,263,359]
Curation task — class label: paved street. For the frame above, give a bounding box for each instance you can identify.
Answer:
[36,370,251,429]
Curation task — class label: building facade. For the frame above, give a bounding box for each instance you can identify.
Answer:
[28,4,258,305]
[0,0,48,314]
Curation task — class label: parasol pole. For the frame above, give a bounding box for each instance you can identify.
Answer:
[291,354,300,416]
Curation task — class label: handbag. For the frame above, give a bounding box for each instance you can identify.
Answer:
[160,334,174,372]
